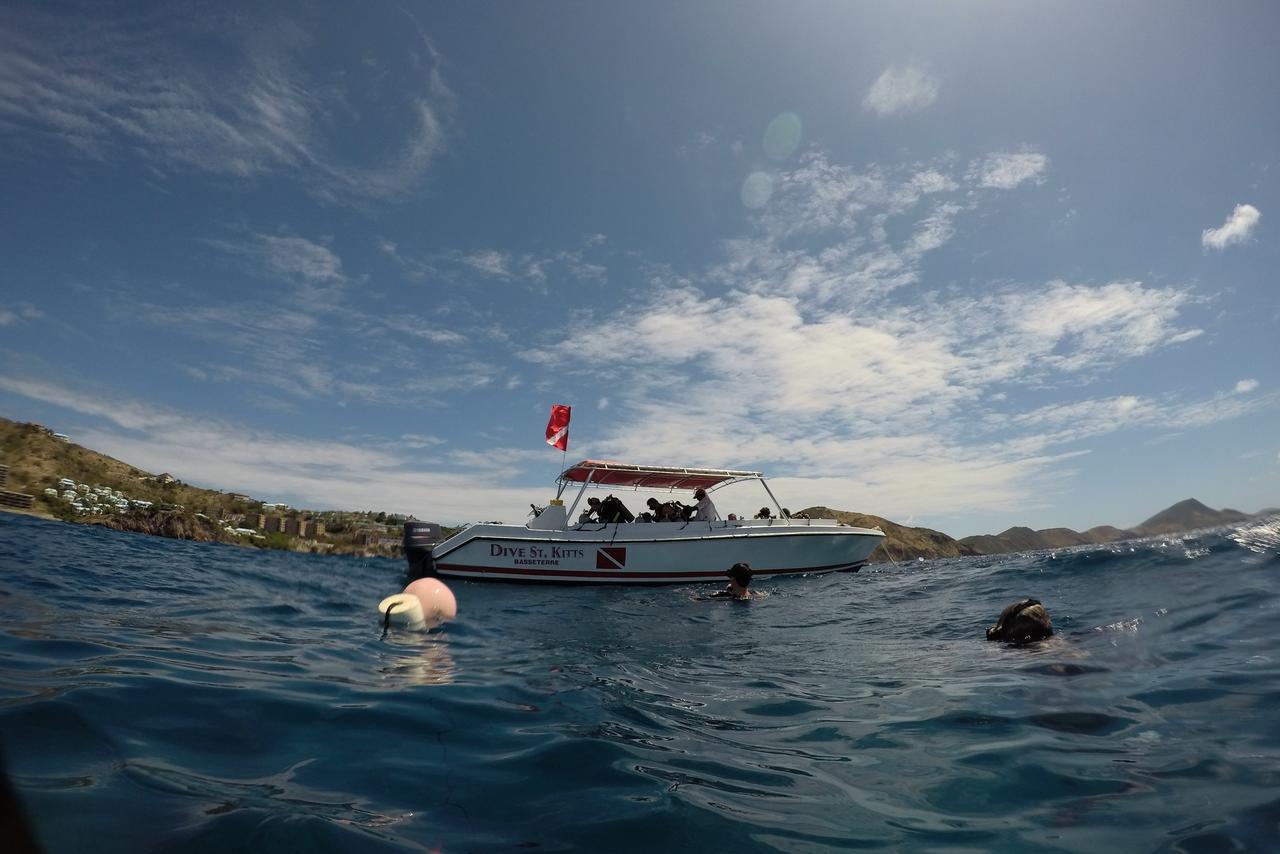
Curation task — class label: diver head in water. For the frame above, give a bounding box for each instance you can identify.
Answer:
[711,562,754,600]
[986,599,1053,644]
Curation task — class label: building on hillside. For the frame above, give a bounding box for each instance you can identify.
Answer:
[0,464,7,487]
[243,513,266,530]
[303,521,325,538]
[155,473,176,484]
[284,518,304,536]
[227,492,250,502]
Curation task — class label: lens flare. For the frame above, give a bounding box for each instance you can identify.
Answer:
[741,171,773,209]
[763,112,802,161]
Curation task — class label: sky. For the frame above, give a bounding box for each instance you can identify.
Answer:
[1,0,1277,537]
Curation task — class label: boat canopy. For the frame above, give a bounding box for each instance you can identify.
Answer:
[557,460,763,490]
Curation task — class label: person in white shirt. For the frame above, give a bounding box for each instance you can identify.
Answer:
[692,487,720,522]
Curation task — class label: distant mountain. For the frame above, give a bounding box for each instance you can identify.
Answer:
[1132,498,1251,536]
[799,506,978,563]
[956,498,1261,555]
[1084,525,1128,542]
[961,528,1061,554]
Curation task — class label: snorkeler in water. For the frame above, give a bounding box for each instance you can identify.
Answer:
[710,562,757,600]
[986,598,1054,644]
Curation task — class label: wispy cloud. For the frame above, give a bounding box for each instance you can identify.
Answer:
[398,240,609,287]
[514,146,1231,520]
[968,151,1050,189]
[461,250,513,278]
[863,65,938,116]
[1234,378,1259,393]
[1202,203,1261,250]
[0,302,43,326]
[119,232,502,405]
[0,6,451,201]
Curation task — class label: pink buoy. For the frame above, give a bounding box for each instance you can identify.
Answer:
[403,577,458,624]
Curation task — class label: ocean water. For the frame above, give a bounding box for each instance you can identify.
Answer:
[1,512,1278,853]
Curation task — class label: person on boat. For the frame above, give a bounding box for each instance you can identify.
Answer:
[711,562,755,600]
[754,506,773,519]
[599,494,635,523]
[647,497,682,522]
[986,599,1054,645]
[580,497,604,523]
[692,487,720,522]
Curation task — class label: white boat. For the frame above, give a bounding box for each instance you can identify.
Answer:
[404,460,885,584]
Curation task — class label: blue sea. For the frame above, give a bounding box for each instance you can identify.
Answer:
[1,512,1278,853]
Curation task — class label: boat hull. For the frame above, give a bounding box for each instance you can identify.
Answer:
[427,521,884,584]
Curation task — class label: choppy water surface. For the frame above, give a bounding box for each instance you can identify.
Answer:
[2,512,1279,852]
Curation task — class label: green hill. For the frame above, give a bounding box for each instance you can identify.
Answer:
[960,525,1106,554]
[799,506,977,563]
[1084,525,1129,542]
[0,417,264,520]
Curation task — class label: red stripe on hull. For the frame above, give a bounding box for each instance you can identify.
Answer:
[433,559,866,583]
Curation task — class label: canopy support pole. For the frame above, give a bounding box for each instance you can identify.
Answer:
[564,469,594,523]
[760,478,786,519]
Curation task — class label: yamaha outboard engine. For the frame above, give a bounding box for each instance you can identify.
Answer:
[404,520,438,579]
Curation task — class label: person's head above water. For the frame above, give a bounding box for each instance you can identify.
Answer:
[726,562,752,588]
[986,599,1053,644]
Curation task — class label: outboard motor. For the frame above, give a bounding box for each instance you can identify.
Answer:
[404,520,438,579]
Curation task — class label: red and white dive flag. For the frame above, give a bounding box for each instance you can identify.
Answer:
[545,404,571,451]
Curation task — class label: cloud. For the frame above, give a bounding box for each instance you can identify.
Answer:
[462,250,512,278]
[207,233,346,287]
[124,232,502,406]
[443,243,608,286]
[1234,378,1259,393]
[0,6,451,201]
[514,146,1226,520]
[598,397,609,410]
[0,302,42,326]
[968,151,1050,189]
[1202,204,1261,250]
[257,236,345,284]
[863,65,938,116]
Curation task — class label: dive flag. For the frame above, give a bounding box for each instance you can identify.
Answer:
[545,404,571,451]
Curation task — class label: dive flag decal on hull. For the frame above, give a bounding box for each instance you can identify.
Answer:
[596,547,627,569]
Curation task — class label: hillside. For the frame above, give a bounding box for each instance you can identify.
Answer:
[799,506,978,563]
[1132,498,1251,536]
[957,500,1260,555]
[0,418,411,557]
[961,525,1112,555]
[1084,525,1129,542]
[0,418,264,520]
